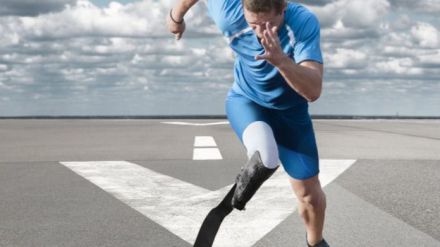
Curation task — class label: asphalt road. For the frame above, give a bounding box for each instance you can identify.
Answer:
[0,119,439,247]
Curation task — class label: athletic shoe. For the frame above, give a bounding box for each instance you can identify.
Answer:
[307,238,329,247]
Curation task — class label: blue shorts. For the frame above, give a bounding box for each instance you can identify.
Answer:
[225,89,320,180]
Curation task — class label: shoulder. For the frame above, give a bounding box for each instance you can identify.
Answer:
[207,0,247,37]
[207,0,242,21]
[284,3,320,39]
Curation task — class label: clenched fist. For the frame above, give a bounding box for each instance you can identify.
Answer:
[166,9,186,40]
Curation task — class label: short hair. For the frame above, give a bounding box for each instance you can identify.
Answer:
[242,0,286,15]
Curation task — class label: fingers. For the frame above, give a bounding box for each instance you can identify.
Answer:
[256,23,280,61]
[260,37,269,51]
[172,23,184,40]
[266,22,278,34]
[263,30,271,48]
[255,54,268,60]
[265,22,277,45]
[262,28,274,51]
[256,39,268,60]
[166,14,184,40]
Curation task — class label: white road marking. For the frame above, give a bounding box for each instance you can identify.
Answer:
[194,136,217,147]
[60,159,355,247]
[193,148,223,160]
[162,121,229,126]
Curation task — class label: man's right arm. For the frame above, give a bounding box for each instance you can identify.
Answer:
[167,0,199,40]
[172,0,199,21]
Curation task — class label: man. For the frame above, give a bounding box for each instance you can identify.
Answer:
[167,0,328,246]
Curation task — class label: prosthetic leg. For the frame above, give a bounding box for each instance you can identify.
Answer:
[194,151,278,246]
[232,151,278,210]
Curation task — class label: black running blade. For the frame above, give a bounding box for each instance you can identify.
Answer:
[193,184,236,247]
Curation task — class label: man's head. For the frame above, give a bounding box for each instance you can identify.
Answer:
[242,0,287,39]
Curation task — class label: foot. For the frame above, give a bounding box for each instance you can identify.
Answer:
[307,238,329,247]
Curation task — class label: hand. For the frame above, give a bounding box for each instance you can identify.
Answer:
[166,8,186,40]
[255,22,288,67]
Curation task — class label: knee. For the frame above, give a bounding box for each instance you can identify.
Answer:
[242,121,279,169]
[248,147,279,169]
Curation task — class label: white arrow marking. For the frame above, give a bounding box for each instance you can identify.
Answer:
[60,159,356,246]
[162,121,229,126]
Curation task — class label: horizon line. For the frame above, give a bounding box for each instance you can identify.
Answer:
[0,115,439,120]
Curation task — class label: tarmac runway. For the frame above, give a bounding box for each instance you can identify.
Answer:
[0,119,439,247]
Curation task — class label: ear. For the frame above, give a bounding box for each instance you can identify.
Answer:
[280,1,287,15]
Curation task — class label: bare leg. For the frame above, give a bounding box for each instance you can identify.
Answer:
[290,175,327,246]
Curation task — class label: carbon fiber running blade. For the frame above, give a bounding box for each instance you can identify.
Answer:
[193,184,236,247]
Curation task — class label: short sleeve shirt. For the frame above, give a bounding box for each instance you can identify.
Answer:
[207,0,323,109]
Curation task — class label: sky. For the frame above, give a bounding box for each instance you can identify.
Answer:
[0,0,439,116]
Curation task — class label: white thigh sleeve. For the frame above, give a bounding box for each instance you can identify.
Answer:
[242,121,279,169]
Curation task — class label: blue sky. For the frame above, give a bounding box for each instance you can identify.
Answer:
[0,0,439,116]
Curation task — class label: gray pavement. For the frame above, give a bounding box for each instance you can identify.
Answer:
[0,119,439,246]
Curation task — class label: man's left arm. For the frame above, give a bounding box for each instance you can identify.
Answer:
[256,22,323,102]
[276,57,323,102]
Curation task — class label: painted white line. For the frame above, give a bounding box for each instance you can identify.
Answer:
[162,121,229,126]
[318,159,356,186]
[194,136,217,147]
[60,161,209,245]
[60,159,356,247]
[193,148,223,160]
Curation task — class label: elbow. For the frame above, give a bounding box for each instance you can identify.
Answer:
[307,96,319,103]
[307,95,320,103]
[306,80,322,102]
[306,89,322,103]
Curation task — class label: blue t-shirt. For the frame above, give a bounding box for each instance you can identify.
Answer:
[207,0,323,109]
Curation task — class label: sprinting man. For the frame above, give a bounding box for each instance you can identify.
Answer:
[167,0,328,246]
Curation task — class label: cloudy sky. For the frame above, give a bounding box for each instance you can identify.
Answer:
[0,0,439,116]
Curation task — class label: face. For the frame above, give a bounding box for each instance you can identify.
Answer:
[243,7,286,39]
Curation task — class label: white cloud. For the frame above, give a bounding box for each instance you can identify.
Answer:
[325,48,367,69]
[312,0,440,80]
[0,64,8,71]
[9,0,215,41]
[411,22,439,48]
[341,0,390,28]
[388,0,440,14]
[0,0,439,116]
[376,58,419,75]
[0,0,76,16]
[17,1,151,39]
[309,0,390,29]
[418,51,440,65]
